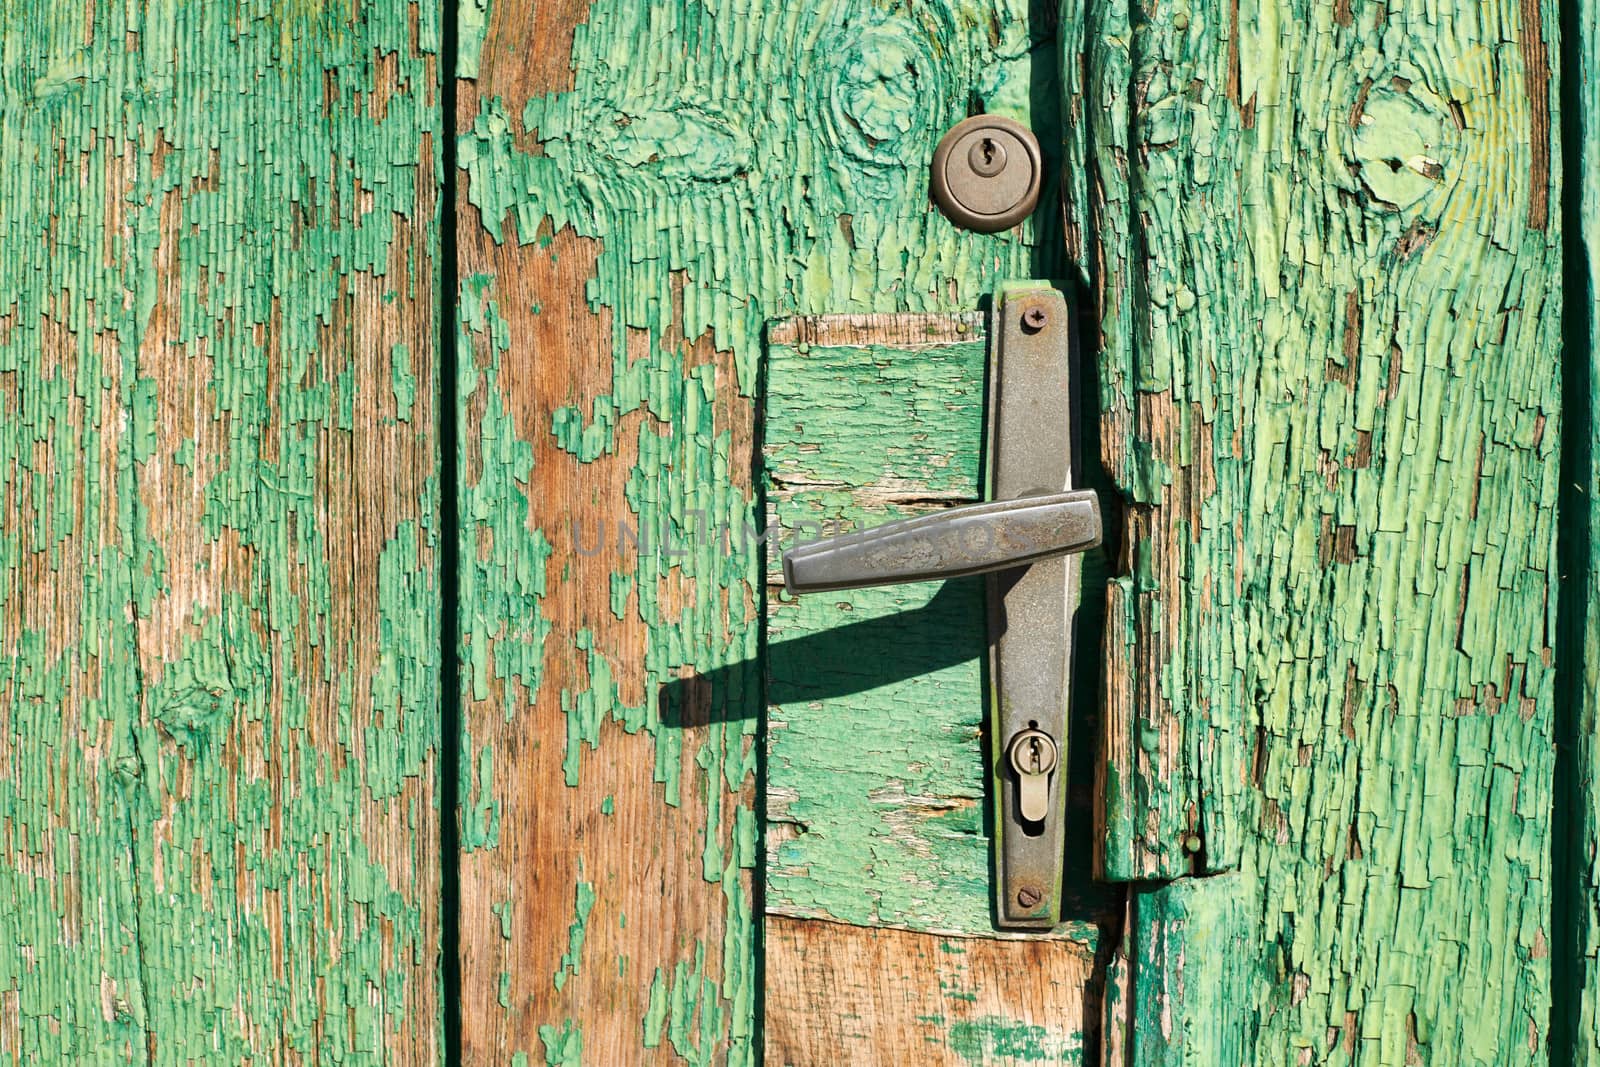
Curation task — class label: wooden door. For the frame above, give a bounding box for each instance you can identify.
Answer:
[453,0,1579,1063]
[3,0,1595,1064]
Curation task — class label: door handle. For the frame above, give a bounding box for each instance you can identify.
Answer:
[781,491,1101,594]
[779,284,1098,929]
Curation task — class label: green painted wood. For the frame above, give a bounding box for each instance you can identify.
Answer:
[766,570,999,930]
[2,0,1563,1062]
[764,315,1112,939]
[1082,0,1565,1061]
[0,1,442,1062]
[452,0,1088,1060]
[1122,878,1253,1063]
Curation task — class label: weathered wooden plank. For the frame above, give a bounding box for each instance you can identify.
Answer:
[453,1,1081,1061]
[453,5,757,1065]
[763,320,992,936]
[764,316,1108,938]
[765,916,1102,1067]
[0,2,441,1062]
[1085,0,1563,1059]
[1117,879,1253,1065]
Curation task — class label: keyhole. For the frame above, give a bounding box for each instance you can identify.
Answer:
[1025,738,1043,774]
[966,134,1007,178]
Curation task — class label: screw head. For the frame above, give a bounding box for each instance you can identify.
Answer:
[1016,885,1043,909]
[1021,306,1048,333]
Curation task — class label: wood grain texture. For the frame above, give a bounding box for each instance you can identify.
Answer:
[765,916,1101,1067]
[454,4,758,1065]
[0,1,441,1062]
[1117,878,1254,1065]
[764,321,995,937]
[1081,0,1563,1061]
[453,1,1076,1062]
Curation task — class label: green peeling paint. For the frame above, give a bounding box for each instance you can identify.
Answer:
[0,0,441,1060]
[494,899,515,940]
[764,326,1112,944]
[455,0,1069,1060]
[537,1019,582,1067]
[2,0,1576,1061]
[948,1017,1079,1064]
[458,0,493,80]
[392,342,416,423]
[553,879,597,992]
[1079,0,1566,1059]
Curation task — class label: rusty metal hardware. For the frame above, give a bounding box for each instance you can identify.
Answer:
[929,116,1043,233]
[781,285,1097,930]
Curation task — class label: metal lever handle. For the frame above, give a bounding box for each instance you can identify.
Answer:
[782,491,1102,594]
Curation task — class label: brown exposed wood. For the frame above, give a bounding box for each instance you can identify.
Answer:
[765,311,982,350]
[765,917,1102,1067]
[454,1,756,1061]
[1518,0,1551,230]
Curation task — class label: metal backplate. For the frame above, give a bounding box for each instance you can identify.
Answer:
[987,284,1079,929]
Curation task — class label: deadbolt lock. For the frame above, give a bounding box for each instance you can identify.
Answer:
[929,115,1043,233]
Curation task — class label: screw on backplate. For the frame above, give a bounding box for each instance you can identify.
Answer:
[1021,306,1048,333]
[1016,885,1043,908]
[1182,833,1203,854]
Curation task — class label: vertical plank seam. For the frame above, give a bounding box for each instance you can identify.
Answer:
[1552,0,1592,1057]
[440,0,464,1061]
[752,318,770,1066]
[1068,0,1138,1059]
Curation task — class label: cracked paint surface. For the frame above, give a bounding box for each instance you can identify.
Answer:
[454,0,1070,1060]
[0,0,442,1062]
[1085,0,1564,1061]
[761,314,1114,1061]
[0,0,1583,1061]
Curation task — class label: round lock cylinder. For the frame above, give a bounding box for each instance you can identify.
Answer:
[1007,728,1059,778]
[929,115,1043,233]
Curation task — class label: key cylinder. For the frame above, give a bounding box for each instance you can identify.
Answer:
[929,116,1043,233]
